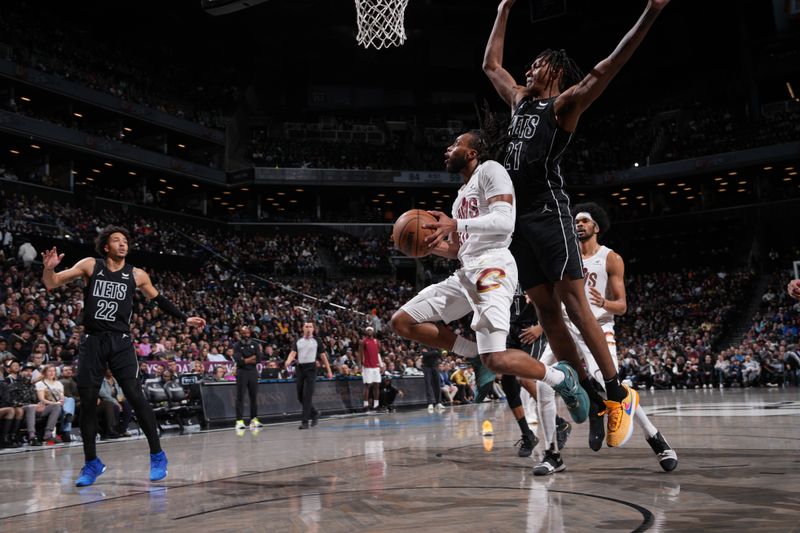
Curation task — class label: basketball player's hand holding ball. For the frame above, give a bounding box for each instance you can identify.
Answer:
[41,247,65,270]
[423,211,457,249]
[788,279,800,301]
[186,316,206,329]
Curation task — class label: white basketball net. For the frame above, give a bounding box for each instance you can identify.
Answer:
[355,0,409,50]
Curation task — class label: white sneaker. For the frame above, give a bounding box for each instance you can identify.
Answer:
[435,403,445,411]
[235,420,246,430]
[427,404,434,412]
[250,418,263,429]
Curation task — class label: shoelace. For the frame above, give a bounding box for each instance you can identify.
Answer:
[599,402,622,432]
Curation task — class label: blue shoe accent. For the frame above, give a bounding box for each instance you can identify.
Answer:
[469,356,496,390]
[150,451,168,482]
[75,458,106,487]
[552,362,590,424]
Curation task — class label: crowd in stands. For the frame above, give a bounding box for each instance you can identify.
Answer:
[329,233,392,274]
[250,131,405,171]
[617,268,799,389]
[0,3,231,129]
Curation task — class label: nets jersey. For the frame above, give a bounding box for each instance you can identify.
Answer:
[562,246,614,328]
[82,259,136,333]
[510,284,537,328]
[504,97,573,210]
[451,160,516,263]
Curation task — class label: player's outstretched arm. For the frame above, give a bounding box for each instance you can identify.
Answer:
[483,0,525,109]
[555,0,670,131]
[41,248,94,290]
[133,267,206,329]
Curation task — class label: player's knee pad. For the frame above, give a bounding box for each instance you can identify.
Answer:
[501,374,522,409]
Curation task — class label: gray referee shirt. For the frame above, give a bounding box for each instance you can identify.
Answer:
[294,336,324,364]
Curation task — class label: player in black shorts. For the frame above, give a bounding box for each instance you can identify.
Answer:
[42,226,205,487]
[483,0,670,445]
[501,286,570,457]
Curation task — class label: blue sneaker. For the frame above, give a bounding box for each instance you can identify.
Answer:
[551,362,590,423]
[150,451,168,482]
[75,458,106,487]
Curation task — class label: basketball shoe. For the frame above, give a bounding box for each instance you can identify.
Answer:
[552,361,589,423]
[516,431,539,457]
[235,419,246,430]
[555,417,572,451]
[533,449,565,476]
[75,458,106,487]
[602,385,638,447]
[150,451,168,482]
[646,432,678,472]
[250,418,263,429]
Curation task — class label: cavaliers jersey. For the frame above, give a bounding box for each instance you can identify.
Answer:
[562,246,614,328]
[504,97,573,210]
[451,160,515,262]
[362,337,379,368]
[82,259,136,333]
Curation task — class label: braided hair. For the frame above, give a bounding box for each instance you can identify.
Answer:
[530,49,584,93]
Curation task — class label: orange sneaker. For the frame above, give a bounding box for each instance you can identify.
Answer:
[601,385,639,447]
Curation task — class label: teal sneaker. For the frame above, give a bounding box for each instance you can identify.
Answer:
[75,457,106,487]
[150,450,168,482]
[470,355,496,403]
[551,361,589,423]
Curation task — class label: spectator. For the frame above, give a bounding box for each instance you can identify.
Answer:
[34,364,64,442]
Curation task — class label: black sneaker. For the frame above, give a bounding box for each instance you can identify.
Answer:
[311,411,320,427]
[646,432,678,472]
[516,431,539,457]
[29,437,43,447]
[298,422,310,430]
[555,418,572,451]
[588,403,605,452]
[533,450,566,476]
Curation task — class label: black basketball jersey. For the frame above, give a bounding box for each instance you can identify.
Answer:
[82,259,136,333]
[510,285,537,328]
[504,96,573,210]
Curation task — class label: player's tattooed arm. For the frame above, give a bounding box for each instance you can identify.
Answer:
[483,0,526,110]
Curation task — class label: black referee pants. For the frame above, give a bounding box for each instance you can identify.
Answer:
[296,363,318,424]
[236,368,259,421]
[422,366,441,405]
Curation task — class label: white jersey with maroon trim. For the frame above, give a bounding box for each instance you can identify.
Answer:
[562,245,614,328]
[451,160,516,264]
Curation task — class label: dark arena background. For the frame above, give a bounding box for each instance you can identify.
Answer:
[1,0,799,531]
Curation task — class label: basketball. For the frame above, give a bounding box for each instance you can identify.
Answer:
[392,209,437,258]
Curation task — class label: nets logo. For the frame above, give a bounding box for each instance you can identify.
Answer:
[92,280,127,301]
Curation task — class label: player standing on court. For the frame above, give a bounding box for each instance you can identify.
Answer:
[41,226,206,487]
[533,204,678,475]
[483,0,671,444]
[391,130,589,421]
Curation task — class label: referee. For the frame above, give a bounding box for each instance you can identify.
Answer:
[284,321,333,429]
[234,326,262,430]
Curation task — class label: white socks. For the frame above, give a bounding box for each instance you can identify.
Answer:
[542,365,566,388]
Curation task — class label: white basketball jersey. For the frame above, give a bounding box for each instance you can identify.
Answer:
[563,245,614,328]
[451,160,516,263]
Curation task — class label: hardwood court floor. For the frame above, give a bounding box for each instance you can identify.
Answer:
[1,388,799,532]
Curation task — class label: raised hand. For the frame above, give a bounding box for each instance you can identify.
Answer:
[649,0,670,10]
[41,247,64,270]
[498,0,516,12]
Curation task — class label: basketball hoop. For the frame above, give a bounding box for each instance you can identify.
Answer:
[354,0,409,50]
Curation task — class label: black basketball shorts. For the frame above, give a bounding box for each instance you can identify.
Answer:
[506,324,547,360]
[510,198,584,291]
[76,331,139,388]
